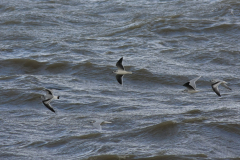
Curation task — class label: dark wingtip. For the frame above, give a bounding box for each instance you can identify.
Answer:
[58,96,60,99]
[118,80,122,85]
[183,82,189,87]
[48,106,55,113]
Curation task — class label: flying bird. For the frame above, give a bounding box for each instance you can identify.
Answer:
[90,119,112,130]
[210,79,231,97]
[183,76,201,93]
[112,57,132,85]
[210,79,231,90]
[41,89,60,113]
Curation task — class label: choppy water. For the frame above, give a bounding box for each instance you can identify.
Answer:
[1,0,240,159]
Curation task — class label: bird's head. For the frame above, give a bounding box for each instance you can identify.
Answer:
[210,79,216,83]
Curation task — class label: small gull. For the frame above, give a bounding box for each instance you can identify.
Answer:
[113,57,132,85]
[90,119,112,130]
[41,89,60,113]
[229,9,234,15]
[210,79,231,97]
[210,79,231,90]
[183,76,201,93]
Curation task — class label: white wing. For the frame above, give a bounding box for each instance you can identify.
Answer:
[211,81,222,97]
[189,76,201,90]
[221,82,232,90]
[44,89,54,99]
[93,120,104,130]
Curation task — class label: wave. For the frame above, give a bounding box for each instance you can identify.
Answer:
[211,123,240,136]
[209,56,233,66]
[141,121,177,132]
[45,62,71,73]
[203,23,240,32]
[185,109,202,114]
[182,117,207,123]
[0,58,108,75]
[43,133,102,148]
[0,89,41,106]
[104,21,148,37]
[85,155,135,160]
[85,154,208,160]
[130,68,186,86]
[133,121,178,140]
[0,59,46,75]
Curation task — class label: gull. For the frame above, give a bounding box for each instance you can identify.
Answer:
[90,119,112,130]
[112,57,132,85]
[210,79,231,97]
[41,89,60,113]
[210,79,231,90]
[229,9,234,15]
[183,76,201,93]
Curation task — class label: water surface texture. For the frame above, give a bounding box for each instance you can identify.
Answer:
[1,0,240,159]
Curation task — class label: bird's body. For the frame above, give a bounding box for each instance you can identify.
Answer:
[113,57,132,85]
[41,89,59,113]
[113,70,132,75]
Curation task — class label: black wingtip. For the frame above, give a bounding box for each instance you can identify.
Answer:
[58,96,60,99]
[49,107,55,113]
[116,75,123,85]
[117,80,122,85]
[42,101,55,113]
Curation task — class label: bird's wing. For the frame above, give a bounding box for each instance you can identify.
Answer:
[221,83,232,90]
[93,121,103,130]
[42,99,55,113]
[183,82,195,90]
[211,81,222,97]
[116,75,124,85]
[44,89,53,96]
[189,76,201,90]
[116,57,125,70]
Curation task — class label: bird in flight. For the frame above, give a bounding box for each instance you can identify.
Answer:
[113,57,132,85]
[183,76,202,93]
[210,79,231,97]
[41,89,60,113]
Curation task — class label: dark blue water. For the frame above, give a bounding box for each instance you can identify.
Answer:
[0,0,240,159]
